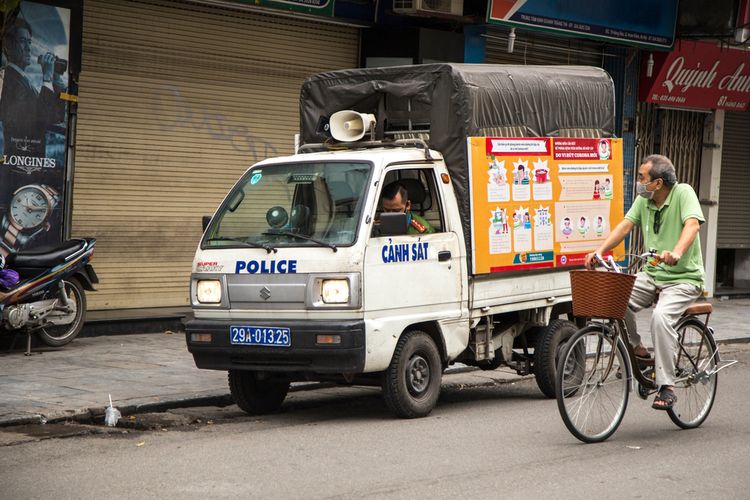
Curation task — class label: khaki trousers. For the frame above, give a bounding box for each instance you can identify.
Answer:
[624,272,702,387]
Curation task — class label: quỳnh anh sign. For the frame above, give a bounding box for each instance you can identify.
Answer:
[641,40,750,112]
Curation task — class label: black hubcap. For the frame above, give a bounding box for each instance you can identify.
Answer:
[407,354,430,397]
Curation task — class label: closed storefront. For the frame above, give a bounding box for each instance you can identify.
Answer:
[716,110,750,292]
[72,0,359,309]
[717,110,750,249]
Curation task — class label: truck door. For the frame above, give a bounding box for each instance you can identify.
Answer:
[364,167,463,320]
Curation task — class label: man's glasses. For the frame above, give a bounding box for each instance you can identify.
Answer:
[653,209,661,235]
[382,207,406,213]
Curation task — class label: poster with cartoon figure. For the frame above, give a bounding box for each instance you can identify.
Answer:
[511,159,530,201]
[488,207,511,254]
[598,138,611,160]
[533,205,553,250]
[513,206,532,252]
[560,216,574,237]
[467,137,624,274]
[594,215,607,237]
[577,216,589,237]
[532,158,552,200]
[487,157,510,202]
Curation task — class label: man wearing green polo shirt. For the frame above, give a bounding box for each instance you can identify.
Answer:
[381,182,435,235]
[585,154,704,411]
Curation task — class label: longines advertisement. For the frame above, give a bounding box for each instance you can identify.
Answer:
[0,1,70,256]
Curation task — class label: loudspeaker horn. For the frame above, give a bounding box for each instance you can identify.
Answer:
[329,110,376,142]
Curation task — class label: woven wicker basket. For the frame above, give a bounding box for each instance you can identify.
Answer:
[569,270,637,320]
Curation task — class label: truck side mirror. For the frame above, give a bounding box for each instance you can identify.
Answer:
[202,215,211,232]
[377,213,408,236]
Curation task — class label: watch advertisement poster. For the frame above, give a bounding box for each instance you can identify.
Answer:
[0,1,70,256]
[468,137,626,275]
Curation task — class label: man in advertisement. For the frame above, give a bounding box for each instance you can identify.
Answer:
[1,17,66,160]
[0,3,70,256]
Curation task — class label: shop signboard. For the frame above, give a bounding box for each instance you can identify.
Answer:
[232,0,334,17]
[468,137,625,274]
[0,0,70,256]
[640,40,750,112]
[487,0,678,49]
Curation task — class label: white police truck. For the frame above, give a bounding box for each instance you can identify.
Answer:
[186,64,619,418]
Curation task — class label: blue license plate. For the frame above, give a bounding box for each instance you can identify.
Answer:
[230,326,291,347]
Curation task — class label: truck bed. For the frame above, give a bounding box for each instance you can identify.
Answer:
[468,270,572,318]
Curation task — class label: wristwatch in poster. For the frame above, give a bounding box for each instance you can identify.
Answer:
[0,184,61,256]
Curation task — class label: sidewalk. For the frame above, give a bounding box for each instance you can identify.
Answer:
[1,298,748,427]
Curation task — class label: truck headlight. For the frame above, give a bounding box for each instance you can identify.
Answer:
[197,279,222,303]
[321,279,349,304]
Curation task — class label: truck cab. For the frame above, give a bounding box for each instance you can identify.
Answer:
[188,144,472,417]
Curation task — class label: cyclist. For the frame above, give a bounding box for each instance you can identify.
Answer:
[585,154,705,411]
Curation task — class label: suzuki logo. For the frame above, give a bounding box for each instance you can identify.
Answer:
[260,286,271,301]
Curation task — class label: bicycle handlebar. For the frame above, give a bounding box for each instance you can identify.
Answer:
[592,250,658,273]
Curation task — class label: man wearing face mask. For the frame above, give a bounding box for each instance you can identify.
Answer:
[380,182,435,235]
[584,154,704,412]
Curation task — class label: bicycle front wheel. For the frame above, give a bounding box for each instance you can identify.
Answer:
[667,317,718,429]
[556,323,631,443]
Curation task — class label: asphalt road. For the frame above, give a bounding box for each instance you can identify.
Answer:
[1,344,749,499]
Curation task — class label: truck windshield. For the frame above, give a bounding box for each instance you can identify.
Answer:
[204,161,371,249]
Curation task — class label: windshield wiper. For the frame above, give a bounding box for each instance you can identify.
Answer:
[205,237,277,253]
[263,230,338,252]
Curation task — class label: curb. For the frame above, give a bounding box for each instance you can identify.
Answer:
[0,381,333,428]
[0,367,511,428]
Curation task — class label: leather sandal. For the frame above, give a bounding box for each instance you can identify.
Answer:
[652,386,677,411]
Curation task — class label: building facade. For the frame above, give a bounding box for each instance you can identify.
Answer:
[2,0,747,317]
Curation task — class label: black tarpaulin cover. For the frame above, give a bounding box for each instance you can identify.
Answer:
[299,64,615,264]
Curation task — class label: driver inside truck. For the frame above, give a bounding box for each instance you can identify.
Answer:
[381,182,435,235]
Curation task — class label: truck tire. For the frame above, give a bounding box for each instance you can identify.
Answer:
[382,330,442,418]
[228,370,290,415]
[534,319,578,399]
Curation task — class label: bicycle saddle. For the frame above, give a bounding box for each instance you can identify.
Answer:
[684,302,712,316]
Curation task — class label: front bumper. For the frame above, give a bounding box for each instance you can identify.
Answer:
[186,318,366,373]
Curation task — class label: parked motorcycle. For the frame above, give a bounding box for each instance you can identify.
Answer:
[0,238,98,352]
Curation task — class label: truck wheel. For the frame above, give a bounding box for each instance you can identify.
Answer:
[382,330,443,419]
[228,370,290,415]
[534,319,578,399]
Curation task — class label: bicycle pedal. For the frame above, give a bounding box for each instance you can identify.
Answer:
[637,383,656,400]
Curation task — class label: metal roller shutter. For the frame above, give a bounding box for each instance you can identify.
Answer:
[484,26,604,67]
[717,110,750,248]
[72,0,359,310]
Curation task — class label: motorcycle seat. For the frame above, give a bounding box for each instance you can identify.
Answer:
[9,240,87,268]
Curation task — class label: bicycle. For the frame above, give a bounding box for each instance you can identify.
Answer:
[555,252,737,443]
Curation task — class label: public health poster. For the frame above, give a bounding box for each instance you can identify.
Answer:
[0,1,70,256]
[468,137,625,274]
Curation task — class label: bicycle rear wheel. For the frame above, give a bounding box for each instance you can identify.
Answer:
[667,317,718,429]
[556,323,631,443]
